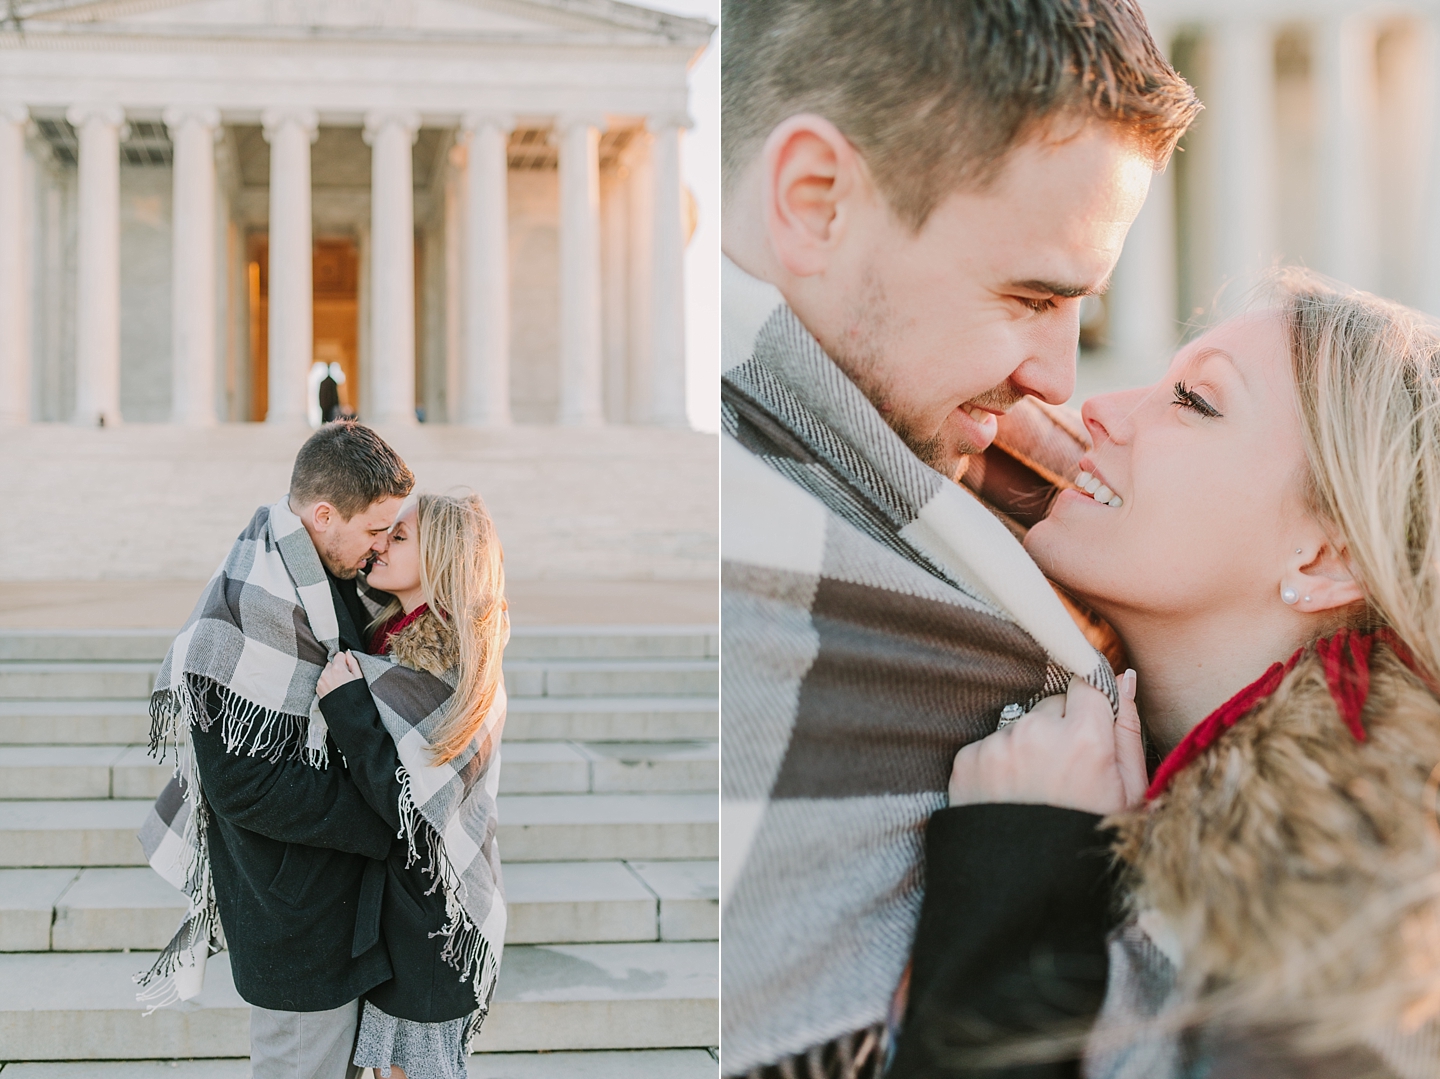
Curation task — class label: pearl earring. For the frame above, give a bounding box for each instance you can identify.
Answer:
[1282,586,1299,604]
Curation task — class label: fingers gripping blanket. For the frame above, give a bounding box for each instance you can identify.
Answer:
[134,498,506,1037]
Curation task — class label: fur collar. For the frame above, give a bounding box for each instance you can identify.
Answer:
[388,608,458,677]
[1111,643,1440,1058]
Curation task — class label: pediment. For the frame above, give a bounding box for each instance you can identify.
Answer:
[10,0,712,46]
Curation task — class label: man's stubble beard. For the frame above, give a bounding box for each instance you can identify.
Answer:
[315,533,359,579]
[828,270,1017,477]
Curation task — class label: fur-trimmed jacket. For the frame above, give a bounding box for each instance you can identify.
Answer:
[892,640,1440,1079]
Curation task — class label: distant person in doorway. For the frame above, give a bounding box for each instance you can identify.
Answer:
[320,367,342,423]
[138,422,415,1079]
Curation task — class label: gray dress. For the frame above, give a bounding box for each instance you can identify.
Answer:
[352,1000,471,1079]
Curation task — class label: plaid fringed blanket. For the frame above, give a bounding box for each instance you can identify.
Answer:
[134,497,506,1035]
[720,258,1118,1075]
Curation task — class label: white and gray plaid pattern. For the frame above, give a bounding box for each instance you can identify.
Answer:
[354,648,508,1034]
[720,258,1117,1075]
[134,498,506,1037]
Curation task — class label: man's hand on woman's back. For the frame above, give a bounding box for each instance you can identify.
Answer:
[948,671,1147,816]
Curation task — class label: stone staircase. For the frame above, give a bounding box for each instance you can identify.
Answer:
[0,625,718,1072]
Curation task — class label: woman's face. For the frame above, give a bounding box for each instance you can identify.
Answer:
[1025,312,1313,621]
[365,507,421,596]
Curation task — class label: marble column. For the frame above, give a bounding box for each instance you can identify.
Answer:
[1210,20,1277,302]
[165,106,221,425]
[1108,23,1178,384]
[364,109,421,426]
[261,107,318,425]
[68,103,126,427]
[626,131,655,423]
[1316,15,1379,291]
[648,114,690,427]
[0,105,29,425]
[459,112,514,426]
[1418,19,1440,317]
[557,113,605,426]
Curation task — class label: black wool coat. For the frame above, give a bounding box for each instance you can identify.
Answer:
[886,803,1121,1079]
[319,657,480,1022]
[189,573,398,1012]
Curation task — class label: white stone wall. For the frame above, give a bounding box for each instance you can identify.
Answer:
[508,168,561,424]
[118,165,173,422]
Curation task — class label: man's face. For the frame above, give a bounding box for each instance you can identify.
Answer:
[807,125,1152,477]
[308,496,406,579]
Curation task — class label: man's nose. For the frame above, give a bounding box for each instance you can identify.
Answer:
[372,533,391,553]
[1011,309,1081,405]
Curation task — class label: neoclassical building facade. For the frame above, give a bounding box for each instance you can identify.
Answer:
[0,0,711,428]
[1092,0,1440,394]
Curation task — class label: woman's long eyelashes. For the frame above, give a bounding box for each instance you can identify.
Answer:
[1172,381,1222,418]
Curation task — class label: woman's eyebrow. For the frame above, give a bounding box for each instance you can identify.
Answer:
[1191,346,1246,387]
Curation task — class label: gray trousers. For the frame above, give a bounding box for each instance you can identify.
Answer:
[250,999,364,1079]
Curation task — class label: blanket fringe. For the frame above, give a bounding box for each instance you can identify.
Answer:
[133,889,223,1013]
[395,766,502,1039]
[150,673,318,768]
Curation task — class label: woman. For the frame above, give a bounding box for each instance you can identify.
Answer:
[889,270,1440,1078]
[316,491,508,1079]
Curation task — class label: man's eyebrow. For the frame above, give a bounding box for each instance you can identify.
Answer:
[1006,278,1109,299]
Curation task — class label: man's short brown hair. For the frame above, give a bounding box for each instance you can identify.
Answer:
[722,0,1201,229]
[290,421,414,519]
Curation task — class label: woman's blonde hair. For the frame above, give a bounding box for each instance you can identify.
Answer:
[370,491,508,765]
[1279,267,1440,685]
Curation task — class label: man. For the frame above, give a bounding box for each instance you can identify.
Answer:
[719,2,1200,1076]
[145,422,415,1079]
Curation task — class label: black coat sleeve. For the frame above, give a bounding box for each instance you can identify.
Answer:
[189,718,395,860]
[886,803,1121,1079]
[318,677,405,832]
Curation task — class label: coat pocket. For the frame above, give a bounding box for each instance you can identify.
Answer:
[268,844,334,907]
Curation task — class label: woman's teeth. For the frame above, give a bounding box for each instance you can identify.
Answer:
[1075,470,1123,508]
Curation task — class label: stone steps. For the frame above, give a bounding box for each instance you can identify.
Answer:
[0,626,718,664]
[0,696,717,744]
[0,658,719,702]
[0,626,718,1061]
[0,942,718,1058]
[0,794,718,868]
[0,1049,721,1077]
[0,861,717,952]
[0,740,717,799]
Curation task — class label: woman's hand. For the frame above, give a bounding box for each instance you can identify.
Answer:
[947,670,1147,816]
[316,650,363,699]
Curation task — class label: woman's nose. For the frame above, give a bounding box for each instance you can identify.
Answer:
[1081,385,1145,450]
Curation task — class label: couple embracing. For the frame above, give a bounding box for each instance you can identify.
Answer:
[137,422,507,1079]
[723,1,1440,1077]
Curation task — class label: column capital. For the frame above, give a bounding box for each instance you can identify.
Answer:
[66,103,126,130]
[363,109,421,146]
[554,112,609,137]
[647,112,693,133]
[460,111,516,138]
[0,104,27,125]
[162,105,222,136]
[261,106,319,144]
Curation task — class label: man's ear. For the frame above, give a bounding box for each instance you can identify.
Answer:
[310,502,334,533]
[1288,538,1366,615]
[762,114,865,278]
